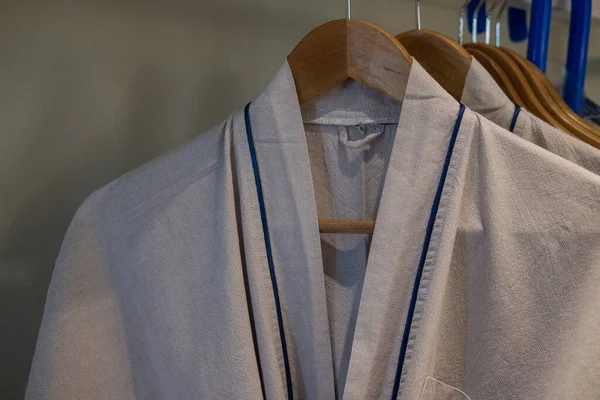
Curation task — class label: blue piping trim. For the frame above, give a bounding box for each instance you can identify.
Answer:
[509,104,521,133]
[390,103,466,400]
[244,103,294,400]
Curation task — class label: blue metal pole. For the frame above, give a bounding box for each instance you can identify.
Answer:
[527,0,552,72]
[564,0,591,114]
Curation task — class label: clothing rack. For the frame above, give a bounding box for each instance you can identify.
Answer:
[528,0,591,114]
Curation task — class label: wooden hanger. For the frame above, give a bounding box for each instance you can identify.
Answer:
[289,19,412,104]
[465,47,525,106]
[395,29,472,101]
[288,18,413,234]
[500,47,600,148]
[464,43,570,133]
[318,220,376,234]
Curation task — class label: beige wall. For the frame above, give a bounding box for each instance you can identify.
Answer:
[0,1,597,398]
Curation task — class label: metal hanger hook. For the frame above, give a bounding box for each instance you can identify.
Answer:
[416,0,422,29]
[485,0,500,44]
[495,0,508,46]
[346,0,351,18]
[458,0,471,44]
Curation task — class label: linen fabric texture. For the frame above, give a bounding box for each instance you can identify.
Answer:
[27,59,600,399]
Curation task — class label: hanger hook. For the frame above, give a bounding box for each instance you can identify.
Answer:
[458,0,471,44]
[485,0,499,44]
[495,0,508,46]
[472,0,485,43]
[346,0,351,18]
[416,0,422,29]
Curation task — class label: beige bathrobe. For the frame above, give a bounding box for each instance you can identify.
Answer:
[27,59,600,399]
